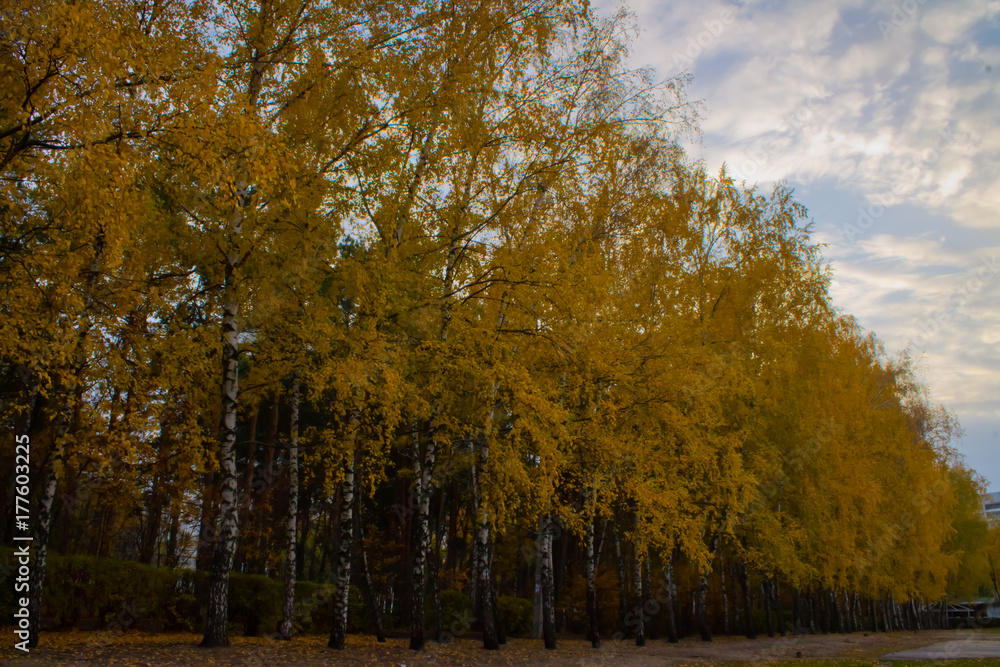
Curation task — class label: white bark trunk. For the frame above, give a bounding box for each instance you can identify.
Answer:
[585,498,599,648]
[409,430,436,650]
[473,452,498,649]
[633,551,645,646]
[201,260,241,648]
[665,552,679,643]
[474,382,500,649]
[329,414,358,649]
[532,543,542,638]
[279,376,300,639]
[540,513,556,649]
[28,458,58,647]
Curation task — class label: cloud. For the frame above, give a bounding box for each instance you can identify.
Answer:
[643,0,1000,227]
[920,2,1000,44]
[826,241,1000,412]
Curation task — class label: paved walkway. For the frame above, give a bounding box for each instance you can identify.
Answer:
[884,636,1000,659]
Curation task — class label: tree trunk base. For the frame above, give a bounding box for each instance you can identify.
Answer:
[199,633,231,648]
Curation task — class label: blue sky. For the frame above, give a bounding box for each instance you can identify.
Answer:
[594,0,1000,490]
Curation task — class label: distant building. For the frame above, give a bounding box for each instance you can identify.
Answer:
[985,491,1000,519]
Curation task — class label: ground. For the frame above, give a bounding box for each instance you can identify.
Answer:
[2,629,999,665]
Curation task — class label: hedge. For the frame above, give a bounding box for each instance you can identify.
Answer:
[0,548,345,636]
[0,548,540,638]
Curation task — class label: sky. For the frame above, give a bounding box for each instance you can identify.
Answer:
[593,0,1000,490]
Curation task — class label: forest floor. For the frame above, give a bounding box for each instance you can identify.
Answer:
[2,628,999,666]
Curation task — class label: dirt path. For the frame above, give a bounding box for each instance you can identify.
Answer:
[0,629,993,665]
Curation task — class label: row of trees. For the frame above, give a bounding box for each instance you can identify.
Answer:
[3,0,997,651]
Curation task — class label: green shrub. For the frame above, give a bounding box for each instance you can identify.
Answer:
[162,569,204,632]
[230,573,282,636]
[439,588,471,633]
[0,547,343,636]
[498,595,533,637]
[291,580,335,635]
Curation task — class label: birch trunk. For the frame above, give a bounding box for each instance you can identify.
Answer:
[328,431,357,649]
[721,565,730,636]
[763,580,774,637]
[835,589,846,633]
[532,545,542,639]
[774,578,786,636]
[28,451,59,648]
[469,508,479,619]
[826,589,834,632]
[429,489,444,643]
[793,588,802,635]
[473,378,500,649]
[540,513,557,649]
[408,431,436,650]
[826,589,840,633]
[808,587,817,634]
[739,564,756,639]
[28,384,65,647]
[732,563,742,636]
[585,510,600,648]
[614,529,628,637]
[473,453,499,649]
[408,227,456,650]
[665,552,679,643]
[843,589,853,633]
[201,260,242,648]
[815,590,825,633]
[633,552,645,646]
[279,377,300,640]
[697,571,712,641]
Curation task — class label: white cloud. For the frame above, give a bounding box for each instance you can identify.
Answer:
[630,0,1000,229]
[920,3,996,44]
